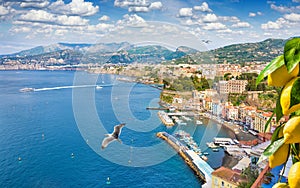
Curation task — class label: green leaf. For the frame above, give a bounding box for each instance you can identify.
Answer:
[291,109,300,117]
[264,111,275,133]
[256,55,285,86]
[284,38,300,73]
[271,125,283,143]
[290,77,300,108]
[257,138,284,164]
[276,93,283,123]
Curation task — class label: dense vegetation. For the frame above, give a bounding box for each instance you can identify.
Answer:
[237,166,259,188]
[163,75,210,92]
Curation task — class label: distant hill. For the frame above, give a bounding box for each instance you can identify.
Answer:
[0,42,197,65]
[0,38,291,66]
[188,38,286,65]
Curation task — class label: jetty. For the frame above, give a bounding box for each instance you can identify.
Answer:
[213,137,236,145]
[146,107,169,110]
[157,132,213,187]
[157,111,175,126]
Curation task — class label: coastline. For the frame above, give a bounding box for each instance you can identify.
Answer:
[202,113,257,142]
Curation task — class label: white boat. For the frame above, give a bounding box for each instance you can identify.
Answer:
[19,87,35,92]
[196,120,202,125]
[96,85,103,89]
[178,122,187,126]
[206,142,219,149]
[182,116,192,122]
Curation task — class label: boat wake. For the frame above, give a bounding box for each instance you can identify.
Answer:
[20,84,115,92]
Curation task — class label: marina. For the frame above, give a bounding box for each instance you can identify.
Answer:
[174,130,203,157]
[157,111,175,126]
[156,132,213,186]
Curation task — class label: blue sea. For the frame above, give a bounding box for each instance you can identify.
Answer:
[0,71,233,187]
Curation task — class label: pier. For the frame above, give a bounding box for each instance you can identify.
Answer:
[157,111,175,126]
[157,132,213,187]
[167,112,194,116]
[146,107,169,110]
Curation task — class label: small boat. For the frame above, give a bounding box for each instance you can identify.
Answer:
[206,142,219,149]
[19,87,35,92]
[203,152,209,155]
[201,155,208,161]
[212,148,219,152]
[106,177,111,185]
[196,120,202,125]
[96,85,103,89]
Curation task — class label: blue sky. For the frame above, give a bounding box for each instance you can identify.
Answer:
[0,0,299,54]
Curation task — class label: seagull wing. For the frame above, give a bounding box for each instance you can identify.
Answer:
[101,135,116,149]
[112,123,125,139]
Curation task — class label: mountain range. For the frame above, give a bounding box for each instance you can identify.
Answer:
[0,38,288,66]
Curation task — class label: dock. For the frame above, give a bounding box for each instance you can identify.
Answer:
[157,111,175,126]
[157,132,213,186]
[146,107,169,110]
[213,137,236,145]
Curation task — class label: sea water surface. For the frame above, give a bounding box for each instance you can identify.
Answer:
[0,71,233,187]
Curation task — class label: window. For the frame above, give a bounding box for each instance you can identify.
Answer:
[214,178,218,185]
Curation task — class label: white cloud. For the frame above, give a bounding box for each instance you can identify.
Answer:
[193,2,212,12]
[219,16,240,23]
[270,4,300,13]
[149,1,163,10]
[231,21,251,28]
[114,0,161,12]
[54,29,68,36]
[293,0,300,3]
[18,10,89,26]
[257,12,262,16]
[20,1,50,8]
[114,0,149,8]
[10,26,31,33]
[284,13,300,22]
[178,8,193,17]
[203,22,227,30]
[249,12,256,17]
[86,23,114,32]
[117,14,147,27]
[261,20,282,30]
[49,0,99,16]
[99,15,110,21]
[217,29,233,33]
[264,32,273,36]
[0,5,10,16]
[181,19,198,26]
[128,6,149,12]
[202,13,218,22]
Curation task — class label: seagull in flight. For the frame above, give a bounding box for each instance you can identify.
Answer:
[202,40,212,44]
[101,123,126,149]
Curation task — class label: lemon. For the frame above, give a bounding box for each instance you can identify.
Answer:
[288,162,300,188]
[272,182,289,188]
[280,77,300,115]
[268,63,299,87]
[283,116,300,144]
[269,143,290,168]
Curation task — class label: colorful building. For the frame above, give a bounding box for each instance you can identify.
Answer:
[218,80,248,94]
[212,166,246,188]
[253,111,276,133]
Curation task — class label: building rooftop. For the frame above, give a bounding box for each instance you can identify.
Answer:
[212,166,246,186]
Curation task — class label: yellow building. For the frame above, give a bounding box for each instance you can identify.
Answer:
[254,111,276,133]
[212,167,246,188]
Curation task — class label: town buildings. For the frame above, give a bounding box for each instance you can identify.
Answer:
[211,167,246,188]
